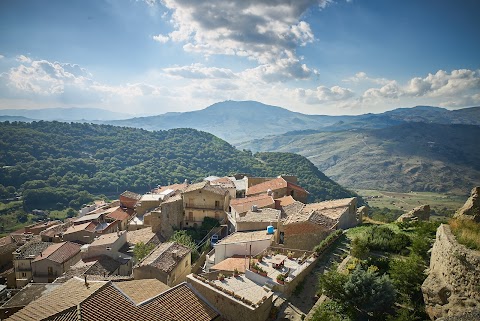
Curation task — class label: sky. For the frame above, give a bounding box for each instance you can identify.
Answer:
[0,0,479,116]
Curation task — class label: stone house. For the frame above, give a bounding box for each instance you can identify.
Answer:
[182,181,230,227]
[31,241,81,283]
[133,242,191,287]
[135,194,163,215]
[62,222,97,244]
[246,176,308,203]
[147,193,184,239]
[105,207,131,231]
[119,190,141,209]
[280,198,359,250]
[210,177,237,199]
[82,231,130,262]
[13,241,52,288]
[232,207,282,233]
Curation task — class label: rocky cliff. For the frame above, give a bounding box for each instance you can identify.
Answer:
[422,224,480,319]
[396,204,430,222]
[454,186,480,222]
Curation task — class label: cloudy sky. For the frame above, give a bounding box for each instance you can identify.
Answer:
[0,0,479,116]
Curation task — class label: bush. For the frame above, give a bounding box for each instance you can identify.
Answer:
[350,237,369,259]
[310,301,352,321]
[314,229,343,254]
[449,218,480,250]
[365,226,411,253]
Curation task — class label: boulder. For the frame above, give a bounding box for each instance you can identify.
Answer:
[454,187,480,223]
[396,204,430,222]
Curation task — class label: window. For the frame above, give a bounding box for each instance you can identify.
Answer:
[21,272,27,278]
[215,200,220,209]
[188,212,193,221]
[48,266,53,275]
[185,260,188,267]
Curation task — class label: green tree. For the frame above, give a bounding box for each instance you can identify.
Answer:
[133,242,156,261]
[169,230,199,261]
[389,254,426,301]
[350,237,369,259]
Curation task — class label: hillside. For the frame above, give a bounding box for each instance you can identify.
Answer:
[239,123,480,194]
[0,121,355,210]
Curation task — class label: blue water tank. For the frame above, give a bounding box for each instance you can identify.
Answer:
[267,225,274,234]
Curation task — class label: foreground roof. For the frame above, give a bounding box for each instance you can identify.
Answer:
[7,277,108,321]
[7,279,217,321]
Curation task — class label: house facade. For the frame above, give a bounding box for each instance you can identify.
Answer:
[133,242,191,287]
[31,241,81,283]
[182,181,230,227]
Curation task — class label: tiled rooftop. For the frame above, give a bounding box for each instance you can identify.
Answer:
[63,222,95,235]
[246,177,287,196]
[283,199,353,226]
[152,183,188,194]
[162,193,182,204]
[15,241,52,260]
[210,177,236,189]
[113,279,170,304]
[90,231,125,247]
[105,207,130,221]
[184,181,228,196]
[230,194,274,214]
[1,283,62,309]
[236,208,282,223]
[138,242,191,273]
[73,213,103,224]
[7,277,108,321]
[83,256,121,276]
[275,195,296,207]
[120,191,142,200]
[33,242,81,264]
[217,230,274,245]
[80,282,218,321]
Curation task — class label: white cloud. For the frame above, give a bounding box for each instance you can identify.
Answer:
[163,63,236,79]
[362,69,480,105]
[0,54,4,59]
[297,85,354,104]
[158,0,330,82]
[16,55,32,63]
[343,71,390,85]
[153,34,169,43]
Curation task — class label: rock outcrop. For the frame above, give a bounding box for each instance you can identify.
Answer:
[422,224,480,320]
[396,204,430,222]
[454,187,480,222]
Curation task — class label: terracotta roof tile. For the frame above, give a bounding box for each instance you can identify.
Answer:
[113,279,170,304]
[105,207,130,221]
[63,222,96,235]
[80,282,218,321]
[120,191,142,200]
[33,242,81,264]
[7,277,108,321]
[184,181,228,196]
[246,177,287,196]
[15,241,52,259]
[275,195,296,207]
[236,208,281,223]
[137,242,191,273]
[230,194,274,214]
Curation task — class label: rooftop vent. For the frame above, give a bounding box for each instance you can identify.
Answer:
[252,205,258,212]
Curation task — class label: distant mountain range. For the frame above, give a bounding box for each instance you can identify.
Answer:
[1,101,479,144]
[0,107,132,121]
[104,101,480,144]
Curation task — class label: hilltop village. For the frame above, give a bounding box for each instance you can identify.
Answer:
[0,174,365,321]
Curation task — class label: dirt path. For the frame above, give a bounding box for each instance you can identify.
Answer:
[275,235,351,321]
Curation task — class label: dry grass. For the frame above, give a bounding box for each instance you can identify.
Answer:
[449,218,480,251]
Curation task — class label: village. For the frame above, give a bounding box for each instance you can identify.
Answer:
[0,174,366,321]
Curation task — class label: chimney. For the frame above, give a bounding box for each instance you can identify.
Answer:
[252,205,258,212]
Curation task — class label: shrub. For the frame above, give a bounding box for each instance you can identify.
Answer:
[350,237,369,259]
[449,219,480,250]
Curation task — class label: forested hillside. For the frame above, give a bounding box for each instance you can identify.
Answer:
[240,123,480,194]
[0,121,355,210]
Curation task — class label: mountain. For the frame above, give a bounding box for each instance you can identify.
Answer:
[106,101,353,144]
[0,121,355,210]
[239,123,480,194]
[0,107,132,121]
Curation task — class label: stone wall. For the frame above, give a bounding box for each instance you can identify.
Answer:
[187,274,273,321]
[422,224,480,320]
[284,223,330,251]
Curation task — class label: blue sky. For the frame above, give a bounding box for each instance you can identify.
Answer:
[0,0,479,115]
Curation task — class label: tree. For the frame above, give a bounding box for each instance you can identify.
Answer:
[389,254,426,301]
[169,230,199,261]
[351,237,369,259]
[133,242,156,261]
